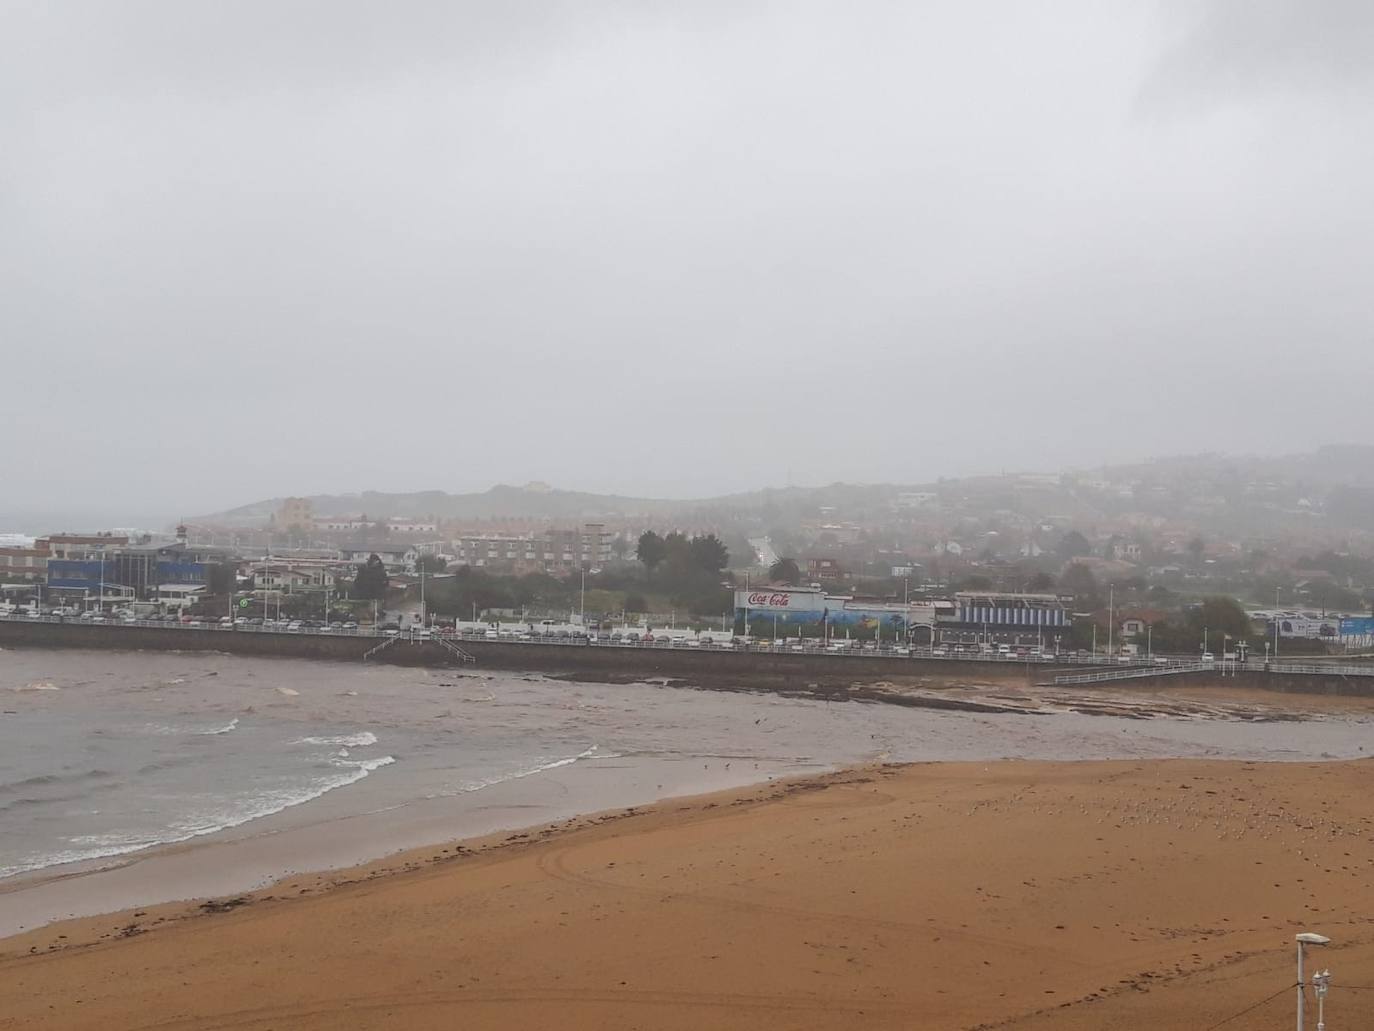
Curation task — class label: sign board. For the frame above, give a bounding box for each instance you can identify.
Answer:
[1277,617,1339,639]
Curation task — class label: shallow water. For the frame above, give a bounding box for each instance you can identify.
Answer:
[2,648,1371,934]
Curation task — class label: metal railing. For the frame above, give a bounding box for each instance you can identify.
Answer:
[1052,662,1214,685]
[4,614,1374,676]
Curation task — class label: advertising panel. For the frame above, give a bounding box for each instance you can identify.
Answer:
[1339,617,1374,638]
[1276,617,1340,639]
[733,589,915,631]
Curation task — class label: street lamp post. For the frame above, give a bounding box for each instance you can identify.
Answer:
[1108,583,1114,659]
[1275,586,1281,661]
[1313,968,1331,1031]
[1296,932,1330,1031]
[743,572,749,638]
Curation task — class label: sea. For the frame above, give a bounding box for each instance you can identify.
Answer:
[2,647,1372,933]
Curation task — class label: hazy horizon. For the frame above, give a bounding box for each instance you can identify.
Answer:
[5,1,1372,519]
[3,439,1371,535]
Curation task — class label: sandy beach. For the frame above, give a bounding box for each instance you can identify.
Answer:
[5,755,1374,1030]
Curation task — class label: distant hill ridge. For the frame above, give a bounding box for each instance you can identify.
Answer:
[198,445,1374,530]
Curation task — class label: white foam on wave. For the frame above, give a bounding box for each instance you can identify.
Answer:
[293,731,378,748]
[436,744,602,798]
[198,718,239,736]
[12,680,59,692]
[0,754,397,880]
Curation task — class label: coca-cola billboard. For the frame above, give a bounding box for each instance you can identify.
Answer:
[747,592,792,607]
[735,588,824,614]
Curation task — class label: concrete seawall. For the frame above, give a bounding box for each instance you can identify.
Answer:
[4,621,1370,699]
[1152,669,1374,698]
[0,620,1031,691]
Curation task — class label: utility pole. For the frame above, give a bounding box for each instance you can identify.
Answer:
[1108,582,1114,658]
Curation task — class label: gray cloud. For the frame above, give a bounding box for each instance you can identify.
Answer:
[2,1,1371,521]
[1140,0,1374,113]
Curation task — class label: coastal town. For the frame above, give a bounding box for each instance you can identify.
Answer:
[8,2,1374,1027]
[4,451,1374,661]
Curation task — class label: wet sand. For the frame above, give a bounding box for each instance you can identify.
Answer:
[5,757,1374,1030]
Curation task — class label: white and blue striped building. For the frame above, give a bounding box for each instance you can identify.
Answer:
[944,592,1071,646]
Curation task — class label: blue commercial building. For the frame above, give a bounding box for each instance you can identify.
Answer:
[46,543,220,601]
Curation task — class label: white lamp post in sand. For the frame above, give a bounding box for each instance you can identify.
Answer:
[1296,932,1330,1031]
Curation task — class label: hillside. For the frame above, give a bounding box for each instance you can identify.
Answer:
[199,445,1374,537]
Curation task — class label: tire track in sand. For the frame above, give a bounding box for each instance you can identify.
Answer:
[124,985,915,1030]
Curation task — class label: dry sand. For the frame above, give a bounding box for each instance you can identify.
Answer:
[4,758,1374,1030]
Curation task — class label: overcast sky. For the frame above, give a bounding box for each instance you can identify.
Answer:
[3,0,1371,523]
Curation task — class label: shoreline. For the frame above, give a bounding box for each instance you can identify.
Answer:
[7,755,1374,1030]
[0,762,855,955]
[0,750,823,941]
[6,648,1374,943]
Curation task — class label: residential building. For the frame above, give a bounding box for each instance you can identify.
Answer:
[337,543,418,572]
[274,497,315,531]
[43,534,129,560]
[0,540,49,582]
[314,515,372,533]
[446,523,613,575]
[254,563,337,591]
[806,557,846,582]
[157,584,207,611]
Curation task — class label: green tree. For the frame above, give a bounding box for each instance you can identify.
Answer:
[353,554,390,600]
[688,534,729,573]
[1059,563,1100,608]
[769,557,801,585]
[623,591,647,614]
[415,554,447,574]
[1026,571,1056,593]
[1186,596,1250,641]
[636,531,666,571]
[662,532,692,576]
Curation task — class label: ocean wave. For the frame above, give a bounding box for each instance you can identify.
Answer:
[135,755,202,776]
[0,769,113,795]
[0,754,398,880]
[11,680,59,692]
[436,745,599,797]
[293,731,378,748]
[198,718,239,736]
